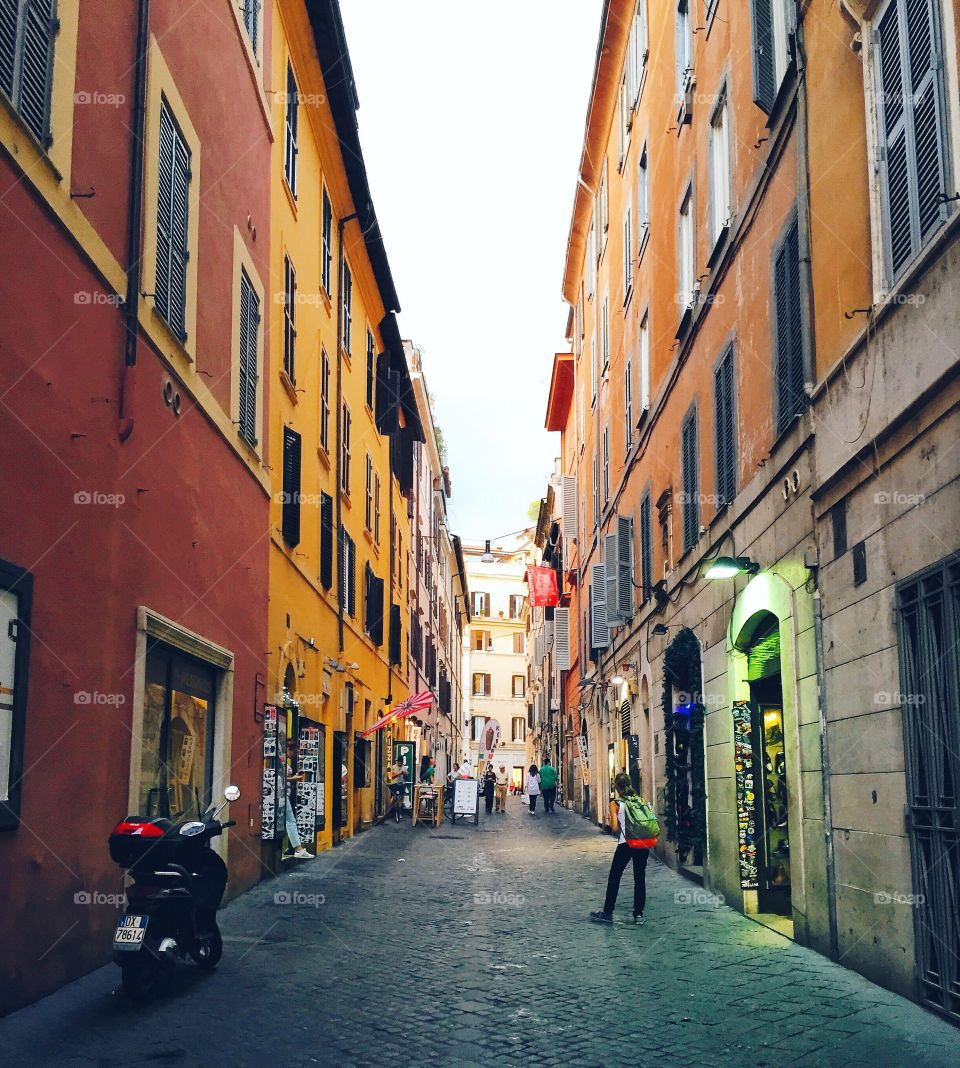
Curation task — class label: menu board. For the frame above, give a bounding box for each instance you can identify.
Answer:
[732,701,758,889]
[453,777,478,815]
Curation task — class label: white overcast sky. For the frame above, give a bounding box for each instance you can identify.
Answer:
[340,0,602,541]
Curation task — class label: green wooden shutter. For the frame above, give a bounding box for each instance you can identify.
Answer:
[640,492,653,602]
[681,407,699,551]
[751,0,776,112]
[774,216,804,434]
[875,0,948,284]
[714,346,736,507]
[281,427,301,547]
[320,492,333,589]
[238,271,259,447]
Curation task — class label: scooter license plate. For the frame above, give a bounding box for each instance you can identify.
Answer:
[114,915,148,951]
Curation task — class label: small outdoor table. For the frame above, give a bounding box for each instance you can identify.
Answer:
[412,783,442,827]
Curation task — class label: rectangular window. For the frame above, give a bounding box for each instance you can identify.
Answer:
[773,214,806,434]
[141,644,217,819]
[365,329,375,410]
[320,492,333,589]
[602,427,610,503]
[623,207,633,302]
[587,222,596,298]
[681,406,700,552]
[709,89,732,246]
[321,187,333,295]
[599,159,609,235]
[637,143,649,240]
[714,346,737,509]
[284,61,298,196]
[472,674,491,698]
[472,716,485,741]
[364,453,373,530]
[340,529,356,617]
[364,564,384,646]
[0,560,32,828]
[281,426,301,547]
[639,491,653,602]
[679,186,695,313]
[341,403,351,495]
[238,270,260,448]
[591,330,598,403]
[389,602,402,666]
[512,676,525,699]
[512,717,526,743]
[593,450,600,526]
[676,1,692,96]
[873,0,950,285]
[624,357,633,453]
[374,474,381,545]
[320,348,330,452]
[639,312,650,413]
[751,0,791,112]
[341,261,353,355]
[1,0,56,145]
[513,632,525,654]
[473,629,491,652]
[630,1,649,104]
[283,255,296,382]
[472,591,491,617]
[601,295,610,370]
[242,0,260,55]
[156,100,192,341]
[617,75,629,166]
[509,594,525,619]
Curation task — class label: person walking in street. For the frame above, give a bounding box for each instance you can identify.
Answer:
[590,773,659,925]
[494,764,509,813]
[482,762,497,814]
[525,764,541,814]
[539,757,558,813]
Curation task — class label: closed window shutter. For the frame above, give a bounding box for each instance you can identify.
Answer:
[281,427,301,547]
[605,532,620,626]
[238,271,259,447]
[561,474,578,546]
[348,538,356,617]
[590,565,610,649]
[284,62,298,195]
[875,0,948,283]
[156,101,191,341]
[242,0,259,52]
[774,217,805,433]
[0,3,18,102]
[751,0,776,112]
[554,607,571,671]
[617,513,634,620]
[640,492,653,602]
[390,603,402,666]
[714,346,736,507]
[4,0,57,144]
[681,409,699,551]
[319,492,333,589]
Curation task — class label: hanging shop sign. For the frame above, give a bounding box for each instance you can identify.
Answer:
[526,566,559,607]
[261,705,286,840]
[732,700,758,889]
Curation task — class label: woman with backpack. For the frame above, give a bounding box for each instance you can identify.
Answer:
[590,772,659,926]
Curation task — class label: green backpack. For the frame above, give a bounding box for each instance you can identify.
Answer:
[621,794,660,845]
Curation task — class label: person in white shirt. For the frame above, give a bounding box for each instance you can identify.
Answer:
[525,764,541,814]
[494,764,509,813]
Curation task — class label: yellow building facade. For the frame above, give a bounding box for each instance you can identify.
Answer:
[268,0,420,853]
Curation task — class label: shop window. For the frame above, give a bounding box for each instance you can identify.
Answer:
[0,560,32,829]
[139,645,217,820]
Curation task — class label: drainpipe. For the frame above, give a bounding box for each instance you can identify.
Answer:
[119,0,150,442]
[796,7,838,959]
[335,213,358,653]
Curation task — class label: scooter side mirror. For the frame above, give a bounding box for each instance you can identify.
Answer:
[223,785,241,802]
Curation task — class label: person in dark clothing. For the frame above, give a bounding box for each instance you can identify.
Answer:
[482,763,497,814]
[590,773,655,925]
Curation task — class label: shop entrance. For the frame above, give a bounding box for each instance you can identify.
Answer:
[746,617,791,917]
[332,731,347,841]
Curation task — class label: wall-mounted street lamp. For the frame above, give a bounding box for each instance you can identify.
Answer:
[704,555,759,580]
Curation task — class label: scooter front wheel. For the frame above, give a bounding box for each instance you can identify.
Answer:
[189,927,223,970]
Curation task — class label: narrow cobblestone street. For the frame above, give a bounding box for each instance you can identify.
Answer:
[1,802,956,1067]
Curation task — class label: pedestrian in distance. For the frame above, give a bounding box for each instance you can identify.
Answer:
[539,757,558,813]
[590,773,660,925]
[281,739,312,860]
[525,764,541,814]
[494,764,509,813]
[483,763,497,814]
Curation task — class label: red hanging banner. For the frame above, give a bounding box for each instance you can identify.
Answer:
[526,566,559,607]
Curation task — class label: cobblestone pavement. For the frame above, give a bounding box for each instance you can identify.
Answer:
[2,799,957,1067]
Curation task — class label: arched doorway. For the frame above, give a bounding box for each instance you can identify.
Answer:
[735,610,791,917]
[662,627,706,867]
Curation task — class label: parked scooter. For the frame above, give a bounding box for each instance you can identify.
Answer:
[108,785,240,999]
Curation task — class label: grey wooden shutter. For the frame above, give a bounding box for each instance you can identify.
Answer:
[347,537,356,617]
[681,408,699,551]
[617,513,634,620]
[238,271,259,447]
[156,101,190,341]
[561,474,578,546]
[590,564,610,649]
[242,0,259,52]
[281,427,301,547]
[640,492,653,602]
[875,0,948,283]
[284,61,298,195]
[751,0,776,112]
[2,0,57,145]
[319,492,333,589]
[554,607,571,670]
[774,217,805,434]
[605,532,620,626]
[714,346,736,507]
